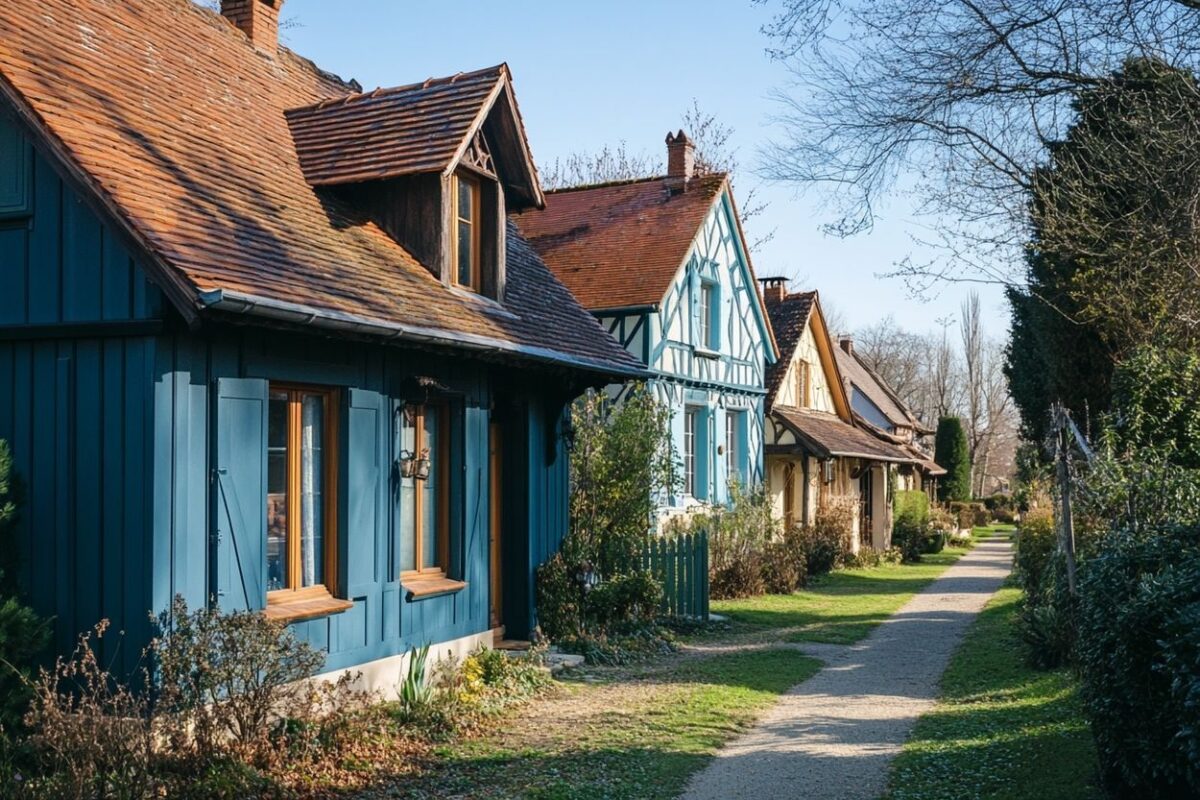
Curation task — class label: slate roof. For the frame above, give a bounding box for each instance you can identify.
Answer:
[835,346,930,433]
[513,175,729,311]
[772,406,916,463]
[0,0,638,377]
[763,290,817,408]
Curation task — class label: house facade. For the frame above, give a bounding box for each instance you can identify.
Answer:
[515,134,777,510]
[833,337,946,497]
[0,0,642,688]
[761,282,921,551]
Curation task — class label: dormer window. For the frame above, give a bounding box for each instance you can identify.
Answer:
[453,173,481,292]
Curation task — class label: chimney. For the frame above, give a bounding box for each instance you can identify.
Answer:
[221,0,282,55]
[665,130,695,192]
[759,276,788,306]
[839,336,854,355]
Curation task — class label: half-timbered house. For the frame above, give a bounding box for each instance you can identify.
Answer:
[760,281,920,551]
[515,133,777,511]
[0,0,643,688]
[834,337,946,497]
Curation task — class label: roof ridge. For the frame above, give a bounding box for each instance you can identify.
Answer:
[297,63,507,113]
[543,171,728,195]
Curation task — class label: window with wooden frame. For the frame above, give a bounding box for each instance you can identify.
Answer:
[697,281,717,349]
[452,173,481,292]
[684,407,698,497]
[795,360,812,408]
[399,403,451,584]
[266,385,348,619]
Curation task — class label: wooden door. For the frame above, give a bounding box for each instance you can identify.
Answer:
[489,422,503,631]
[859,468,874,547]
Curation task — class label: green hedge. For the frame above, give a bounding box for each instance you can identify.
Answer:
[1076,523,1200,797]
[893,490,930,525]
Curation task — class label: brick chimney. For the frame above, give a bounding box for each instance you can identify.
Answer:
[759,276,788,306]
[221,0,282,55]
[839,336,854,355]
[665,130,695,192]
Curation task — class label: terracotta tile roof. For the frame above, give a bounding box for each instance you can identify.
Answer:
[513,175,728,311]
[763,290,816,407]
[772,406,917,463]
[0,0,635,376]
[835,346,929,432]
[286,65,542,209]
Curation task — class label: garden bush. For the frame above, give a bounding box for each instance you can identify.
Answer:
[761,529,807,594]
[537,385,671,642]
[705,483,777,599]
[800,501,854,576]
[0,440,51,731]
[1075,523,1200,798]
[1013,508,1057,605]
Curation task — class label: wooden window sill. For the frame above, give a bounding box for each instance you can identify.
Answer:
[403,577,467,601]
[264,593,354,623]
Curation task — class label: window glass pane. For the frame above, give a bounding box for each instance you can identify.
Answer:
[726,414,736,479]
[299,394,324,588]
[421,406,441,570]
[267,391,289,592]
[399,407,417,573]
[457,177,474,221]
[457,219,473,287]
[684,409,696,497]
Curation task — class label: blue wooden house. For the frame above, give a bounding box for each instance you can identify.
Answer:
[516,133,777,510]
[0,0,642,688]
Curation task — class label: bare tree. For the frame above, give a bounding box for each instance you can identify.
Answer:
[930,316,961,421]
[960,292,986,490]
[540,142,658,190]
[756,0,1200,289]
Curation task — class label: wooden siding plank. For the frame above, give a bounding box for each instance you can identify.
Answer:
[101,338,125,652]
[101,228,132,321]
[0,226,27,325]
[61,194,101,322]
[73,340,101,644]
[26,156,60,325]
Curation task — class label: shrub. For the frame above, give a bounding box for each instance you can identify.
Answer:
[20,621,156,800]
[1013,509,1057,605]
[1017,597,1074,670]
[801,501,854,576]
[1075,524,1200,797]
[761,533,806,594]
[151,597,327,764]
[0,440,51,731]
[705,484,777,599]
[584,570,660,627]
[538,386,672,641]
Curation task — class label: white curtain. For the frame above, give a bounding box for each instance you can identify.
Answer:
[300,395,323,587]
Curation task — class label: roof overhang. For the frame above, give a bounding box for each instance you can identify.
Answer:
[198,288,647,381]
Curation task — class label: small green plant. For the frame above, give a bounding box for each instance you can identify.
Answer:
[397,643,433,719]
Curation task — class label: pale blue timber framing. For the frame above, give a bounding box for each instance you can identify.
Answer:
[597,188,775,508]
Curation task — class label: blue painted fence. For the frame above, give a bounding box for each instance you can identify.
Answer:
[644,530,709,619]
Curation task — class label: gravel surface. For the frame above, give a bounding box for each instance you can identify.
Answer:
[681,537,1013,800]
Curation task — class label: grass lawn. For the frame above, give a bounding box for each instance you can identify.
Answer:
[389,648,821,799]
[882,586,1101,800]
[712,538,985,645]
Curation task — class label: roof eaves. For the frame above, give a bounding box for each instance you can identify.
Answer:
[199,288,649,380]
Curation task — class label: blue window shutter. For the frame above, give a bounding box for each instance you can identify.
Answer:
[212,377,268,612]
[346,388,384,591]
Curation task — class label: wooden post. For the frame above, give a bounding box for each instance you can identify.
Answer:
[1055,414,1078,596]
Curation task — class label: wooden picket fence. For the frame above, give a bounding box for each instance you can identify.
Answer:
[643,529,710,619]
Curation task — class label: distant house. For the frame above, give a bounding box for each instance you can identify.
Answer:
[833,337,946,497]
[761,282,927,550]
[0,0,642,687]
[515,133,777,510]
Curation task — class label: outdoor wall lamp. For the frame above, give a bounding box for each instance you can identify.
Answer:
[398,447,432,481]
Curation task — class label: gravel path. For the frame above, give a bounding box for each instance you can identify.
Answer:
[681,536,1013,800]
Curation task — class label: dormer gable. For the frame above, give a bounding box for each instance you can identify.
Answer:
[762,282,853,420]
[285,64,542,302]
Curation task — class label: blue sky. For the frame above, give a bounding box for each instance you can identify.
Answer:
[281,0,1010,338]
